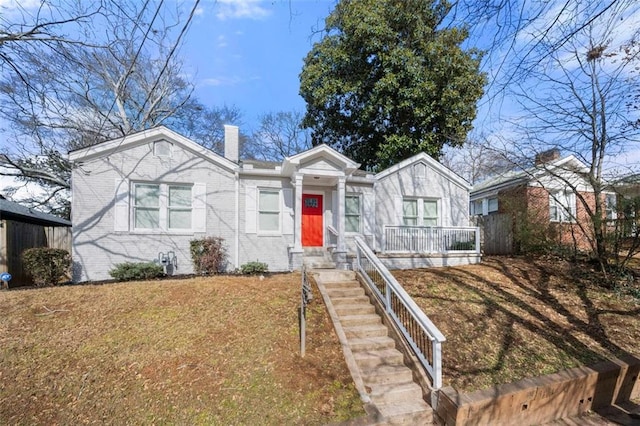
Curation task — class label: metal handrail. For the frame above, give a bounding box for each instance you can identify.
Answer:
[354,235,446,389]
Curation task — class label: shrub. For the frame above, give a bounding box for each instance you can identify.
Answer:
[190,237,228,274]
[240,261,269,275]
[447,240,475,251]
[22,247,71,287]
[109,262,164,281]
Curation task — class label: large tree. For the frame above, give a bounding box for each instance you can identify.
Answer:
[299,0,486,171]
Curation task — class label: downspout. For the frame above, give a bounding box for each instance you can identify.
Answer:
[235,170,239,269]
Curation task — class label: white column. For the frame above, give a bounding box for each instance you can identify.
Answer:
[337,176,346,252]
[294,174,303,251]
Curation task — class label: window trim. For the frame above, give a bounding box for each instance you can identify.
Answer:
[549,189,576,223]
[257,188,281,234]
[132,182,194,233]
[345,194,361,233]
[402,197,440,227]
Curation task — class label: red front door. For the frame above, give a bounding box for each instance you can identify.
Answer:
[302,194,323,247]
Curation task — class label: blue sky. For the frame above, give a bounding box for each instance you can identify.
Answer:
[184,0,334,132]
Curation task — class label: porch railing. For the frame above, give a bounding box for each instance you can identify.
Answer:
[383,225,480,254]
[354,236,446,389]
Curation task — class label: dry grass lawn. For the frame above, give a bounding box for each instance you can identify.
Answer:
[0,273,363,425]
[393,256,640,393]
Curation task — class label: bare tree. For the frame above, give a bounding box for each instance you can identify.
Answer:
[0,0,205,217]
[496,9,640,272]
[250,111,311,161]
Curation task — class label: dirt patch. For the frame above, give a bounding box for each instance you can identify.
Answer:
[393,256,640,392]
[0,273,363,424]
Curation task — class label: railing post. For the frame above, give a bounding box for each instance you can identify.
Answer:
[385,282,391,313]
[433,340,443,389]
[475,226,481,254]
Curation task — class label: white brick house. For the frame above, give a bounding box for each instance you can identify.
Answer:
[69,126,479,282]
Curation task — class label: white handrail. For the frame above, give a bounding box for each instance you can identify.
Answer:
[354,236,446,389]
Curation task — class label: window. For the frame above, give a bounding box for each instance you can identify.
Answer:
[423,200,438,226]
[488,198,499,214]
[133,183,192,230]
[403,199,418,226]
[154,140,172,157]
[471,200,483,216]
[168,186,192,229]
[134,184,160,229]
[258,190,280,232]
[549,190,576,222]
[403,198,439,226]
[345,195,361,233]
[605,193,617,220]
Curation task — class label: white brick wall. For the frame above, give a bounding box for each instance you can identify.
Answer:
[72,141,236,281]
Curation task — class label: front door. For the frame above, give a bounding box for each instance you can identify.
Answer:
[302,194,323,247]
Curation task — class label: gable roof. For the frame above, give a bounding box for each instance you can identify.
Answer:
[471,155,590,197]
[68,126,238,172]
[375,152,471,190]
[281,144,361,176]
[0,198,71,226]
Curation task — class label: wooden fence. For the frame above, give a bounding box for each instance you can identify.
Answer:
[0,220,72,287]
[472,214,514,255]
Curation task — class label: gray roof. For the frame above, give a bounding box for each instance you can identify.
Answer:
[0,198,71,226]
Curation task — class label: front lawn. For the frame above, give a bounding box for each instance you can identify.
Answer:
[0,273,363,424]
[394,256,640,392]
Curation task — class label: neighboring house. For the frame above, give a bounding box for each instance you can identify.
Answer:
[69,126,479,282]
[0,196,72,286]
[470,149,615,253]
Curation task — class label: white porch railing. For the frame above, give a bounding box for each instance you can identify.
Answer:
[383,226,480,254]
[354,236,446,389]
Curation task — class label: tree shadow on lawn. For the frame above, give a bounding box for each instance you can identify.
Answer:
[395,256,640,392]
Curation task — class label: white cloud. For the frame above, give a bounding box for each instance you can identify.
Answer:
[199,74,261,87]
[217,35,228,48]
[214,0,271,21]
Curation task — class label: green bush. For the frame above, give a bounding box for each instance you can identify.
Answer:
[240,261,268,275]
[447,240,475,251]
[22,247,71,287]
[190,237,228,274]
[109,262,164,281]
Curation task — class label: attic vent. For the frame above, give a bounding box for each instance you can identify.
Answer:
[154,140,172,157]
[414,163,427,178]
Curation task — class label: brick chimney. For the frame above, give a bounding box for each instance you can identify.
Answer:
[224,124,239,163]
[534,148,560,165]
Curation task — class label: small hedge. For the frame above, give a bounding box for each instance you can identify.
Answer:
[109,262,164,281]
[190,237,228,274]
[240,261,268,275]
[22,247,71,287]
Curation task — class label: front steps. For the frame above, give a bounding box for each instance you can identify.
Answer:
[303,247,336,269]
[312,269,433,425]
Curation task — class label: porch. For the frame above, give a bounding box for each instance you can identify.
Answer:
[323,225,482,270]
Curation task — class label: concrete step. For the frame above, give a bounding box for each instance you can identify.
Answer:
[344,323,389,339]
[313,269,356,281]
[368,381,424,405]
[322,280,360,290]
[353,348,404,369]
[339,314,381,328]
[325,287,365,298]
[348,335,395,351]
[329,295,371,305]
[376,399,433,425]
[334,303,375,316]
[360,364,414,385]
